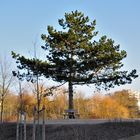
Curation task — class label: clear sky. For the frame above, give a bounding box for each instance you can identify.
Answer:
[0,0,140,95]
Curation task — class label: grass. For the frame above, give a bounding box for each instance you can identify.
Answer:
[1,121,140,140]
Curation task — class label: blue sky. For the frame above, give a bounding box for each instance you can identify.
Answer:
[0,0,140,94]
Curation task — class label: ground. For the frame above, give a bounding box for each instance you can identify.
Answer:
[0,120,140,140]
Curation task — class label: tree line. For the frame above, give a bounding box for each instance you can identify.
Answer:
[1,86,139,121]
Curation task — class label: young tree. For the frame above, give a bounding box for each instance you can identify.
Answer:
[0,57,14,122]
[30,82,49,123]
[12,10,138,118]
[17,91,36,119]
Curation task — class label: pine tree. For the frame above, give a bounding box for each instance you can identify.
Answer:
[12,10,138,118]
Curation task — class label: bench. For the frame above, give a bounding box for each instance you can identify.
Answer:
[63,109,80,119]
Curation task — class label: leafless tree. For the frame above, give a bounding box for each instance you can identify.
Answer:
[0,56,14,123]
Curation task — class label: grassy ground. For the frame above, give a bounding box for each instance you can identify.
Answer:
[1,121,140,140]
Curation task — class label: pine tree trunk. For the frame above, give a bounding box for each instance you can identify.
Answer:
[68,81,75,118]
[69,81,73,110]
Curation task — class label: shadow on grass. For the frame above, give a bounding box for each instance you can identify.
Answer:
[0,121,140,140]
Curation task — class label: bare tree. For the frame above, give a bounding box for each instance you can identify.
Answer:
[0,56,14,123]
[30,82,46,124]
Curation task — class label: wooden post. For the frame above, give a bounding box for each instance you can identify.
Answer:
[19,81,23,140]
[42,105,45,140]
[20,112,23,140]
[16,112,19,140]
[33,106,36,140]
[23,112,26,140]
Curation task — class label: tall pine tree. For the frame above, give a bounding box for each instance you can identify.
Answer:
[12,11,138,118]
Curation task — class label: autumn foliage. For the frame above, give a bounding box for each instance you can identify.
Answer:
[90,94,129,119]
[1,87,139,121]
